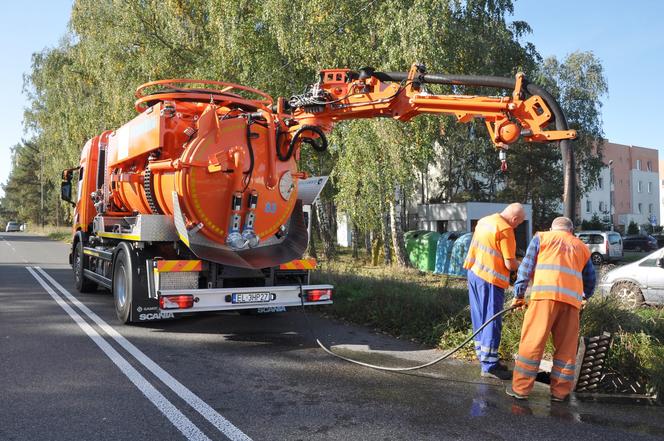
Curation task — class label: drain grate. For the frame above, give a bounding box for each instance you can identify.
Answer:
[574,332,612,392]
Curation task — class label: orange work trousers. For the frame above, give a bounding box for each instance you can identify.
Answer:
[512,299,580,399]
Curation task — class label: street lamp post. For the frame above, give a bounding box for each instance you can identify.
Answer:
[608,160,614,231]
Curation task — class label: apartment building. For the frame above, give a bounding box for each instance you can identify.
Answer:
[580,141,660,231]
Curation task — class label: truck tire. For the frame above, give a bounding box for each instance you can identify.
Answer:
[112,244,137,324]
[74,241,97,293]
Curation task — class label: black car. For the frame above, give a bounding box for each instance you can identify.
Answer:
[650,233,664,249]
[621,234,658,252]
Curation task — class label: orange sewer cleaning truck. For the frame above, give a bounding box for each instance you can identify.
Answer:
[61,63,576,324]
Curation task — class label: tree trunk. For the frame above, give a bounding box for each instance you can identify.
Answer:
[381,205,392,266]
[371,235,382,266]
[351,218,360,259]
[315,200,336,260]
[390,184,409,267]
[365,231,372,256]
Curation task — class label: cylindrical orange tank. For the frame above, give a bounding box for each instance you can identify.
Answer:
[103,81,304,264]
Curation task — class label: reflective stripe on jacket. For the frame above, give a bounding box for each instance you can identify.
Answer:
[531,230,591,309]
[463,213,512,288]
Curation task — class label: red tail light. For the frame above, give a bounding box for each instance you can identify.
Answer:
[605,239,609,250]
[160,295,194,309]
[306,289,333,302]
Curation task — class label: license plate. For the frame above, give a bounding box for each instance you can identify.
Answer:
[232,292,271,304]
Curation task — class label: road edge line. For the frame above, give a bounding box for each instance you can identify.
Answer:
[25,266,212,441]
[35,266,252,441]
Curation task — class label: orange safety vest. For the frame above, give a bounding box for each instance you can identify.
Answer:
[530,230,591,309]
[463,213,513,289]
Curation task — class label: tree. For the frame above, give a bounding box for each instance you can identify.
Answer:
[627,221,639,235]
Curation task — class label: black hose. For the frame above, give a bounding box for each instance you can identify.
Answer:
[369,70,575,220]
[298,277,518,373]
[314,305,517,372]
[280,125,328,161]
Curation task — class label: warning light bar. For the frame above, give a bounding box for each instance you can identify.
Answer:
[159,295,195,309]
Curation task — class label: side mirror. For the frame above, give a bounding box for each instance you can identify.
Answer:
[60,181,74,205]
[657,258,664,268]
[60,168,76,207]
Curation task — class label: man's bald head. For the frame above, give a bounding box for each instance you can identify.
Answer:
[551,216,574,232]
[500,203,526,228]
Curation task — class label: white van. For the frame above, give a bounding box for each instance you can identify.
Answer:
[576,231,623,265]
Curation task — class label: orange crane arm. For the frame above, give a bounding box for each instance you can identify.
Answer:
[288,64,576,149]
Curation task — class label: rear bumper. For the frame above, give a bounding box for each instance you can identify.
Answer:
[158,284,333,313]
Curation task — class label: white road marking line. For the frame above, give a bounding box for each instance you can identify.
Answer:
[35,267,252,441]
[26,267,212,441]
[2,237,28,263]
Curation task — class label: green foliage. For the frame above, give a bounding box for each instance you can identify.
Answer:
[581,213,604,230]
[4,0,608,244]
[627,220,639,235]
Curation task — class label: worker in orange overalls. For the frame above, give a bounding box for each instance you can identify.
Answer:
[506,216,596,402]
[463,203,525,380]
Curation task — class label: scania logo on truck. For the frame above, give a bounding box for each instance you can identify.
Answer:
[139,312,175,321]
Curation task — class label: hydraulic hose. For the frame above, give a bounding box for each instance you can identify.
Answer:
[298,278,518,372]
[316,305,517,372]
[371,71,576,220]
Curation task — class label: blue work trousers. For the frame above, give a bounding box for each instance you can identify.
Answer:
[467,270,505,372]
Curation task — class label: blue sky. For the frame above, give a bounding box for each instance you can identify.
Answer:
[1,1,663,196]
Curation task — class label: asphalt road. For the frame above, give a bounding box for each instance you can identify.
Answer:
[1,232,663,441]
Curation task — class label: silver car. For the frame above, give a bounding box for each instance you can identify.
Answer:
[5,221,20,232]
[576,231,623,265]
[597,248,664,308]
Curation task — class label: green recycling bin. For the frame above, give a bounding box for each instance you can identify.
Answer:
[404,230,441,272]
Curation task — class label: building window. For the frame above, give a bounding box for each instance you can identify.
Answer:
[649,204,653,214]
[586,201,591,213]
[648,182,652,193]
[638,181,642,193]
[636,159,641,170]
[638,203,643,214]
[598,177,603,189]
[647,161,653,171]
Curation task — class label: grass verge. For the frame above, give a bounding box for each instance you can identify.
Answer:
[31,225,71,243]
[312,250,664,397]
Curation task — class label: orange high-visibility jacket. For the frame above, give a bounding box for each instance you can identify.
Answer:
[463,213,515,288]
[530,230,590,309]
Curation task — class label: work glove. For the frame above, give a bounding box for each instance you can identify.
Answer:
[511,297,527,310]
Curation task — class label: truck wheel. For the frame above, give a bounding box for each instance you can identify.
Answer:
[74,241,97,293]
[112,245,135,324]
[610,281,644,309]
[590,252,603,266]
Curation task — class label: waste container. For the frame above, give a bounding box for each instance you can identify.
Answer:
[405,230,440,272]
[447,232,473,277]
[434,232,464,275]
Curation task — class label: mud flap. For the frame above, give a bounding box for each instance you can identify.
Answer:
[127,248,176,323]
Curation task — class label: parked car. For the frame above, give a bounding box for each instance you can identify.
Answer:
[621,234,658,252]
[650,233,664,249]
[597,248,664,308]
[575,231,623,265]
[5,221,20,232]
